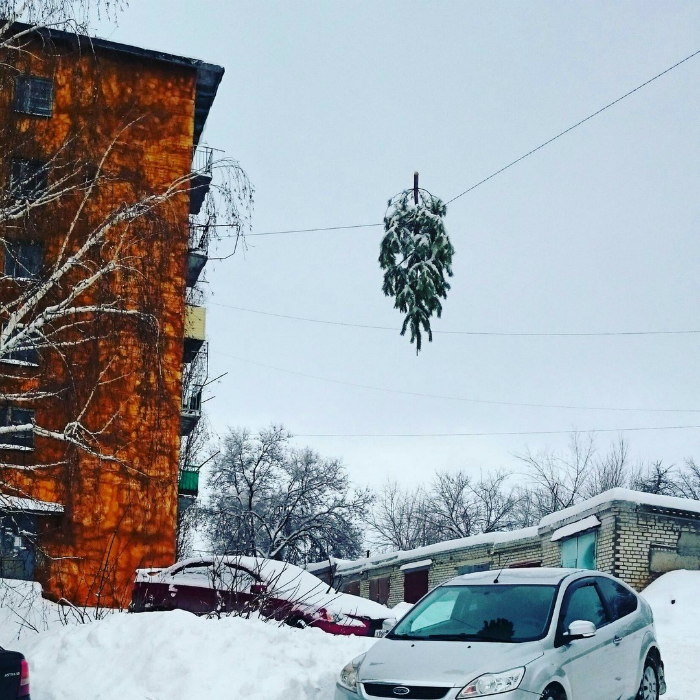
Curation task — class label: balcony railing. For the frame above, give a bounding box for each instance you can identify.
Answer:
[186,220,210,287]
[190,146,214,215]
[178,465,200,498]
[183,304,206,363]
[180,384,203,436]
[192,146,214,175]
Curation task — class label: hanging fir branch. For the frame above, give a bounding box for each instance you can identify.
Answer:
[379,182,454,352]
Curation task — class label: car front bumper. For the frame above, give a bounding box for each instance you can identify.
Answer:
[335,683,539,700]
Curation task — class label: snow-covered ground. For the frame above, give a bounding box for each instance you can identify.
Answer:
[1,571,699,700]
[641,570,700,700]
[22,609,375,700]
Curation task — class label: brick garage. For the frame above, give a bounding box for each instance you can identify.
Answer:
[309,489,700,603]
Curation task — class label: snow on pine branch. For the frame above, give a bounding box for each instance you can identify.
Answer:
[379,189,454,352]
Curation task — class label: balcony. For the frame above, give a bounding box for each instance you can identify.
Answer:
[178,465,200,498]
[180,384,203,436]
[183,304,206,363]
[190,146,213,215]
[186,221,210,287]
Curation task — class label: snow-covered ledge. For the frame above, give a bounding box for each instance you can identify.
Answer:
[400,558,432,572]
[550,515,601,542]
[0,493,65,514]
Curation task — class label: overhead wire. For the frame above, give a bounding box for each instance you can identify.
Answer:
[215,47,700,239]
[208,301,700,338]
[293,425,700,439]
[210,349,700,414]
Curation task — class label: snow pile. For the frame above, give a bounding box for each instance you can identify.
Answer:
[0,577,121,648]
[20,609,375,700]
[643,570,700,700]
[0,578,70,646]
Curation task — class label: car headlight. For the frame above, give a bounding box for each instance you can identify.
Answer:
[338,654,366,693]
[457,667,525,698]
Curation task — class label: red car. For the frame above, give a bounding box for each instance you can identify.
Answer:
[129,555,392,636]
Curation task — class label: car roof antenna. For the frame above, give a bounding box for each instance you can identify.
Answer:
[493,568,504,584]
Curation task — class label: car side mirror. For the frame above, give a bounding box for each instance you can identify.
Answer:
[382,617,397,631]
[565,620,597,640]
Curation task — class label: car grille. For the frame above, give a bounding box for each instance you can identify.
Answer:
[362,683,450,699]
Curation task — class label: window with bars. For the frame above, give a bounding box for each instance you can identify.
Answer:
[10,159,48,201]
[3,240,42,280]
[0,406,35,449]
[13,75,53,117]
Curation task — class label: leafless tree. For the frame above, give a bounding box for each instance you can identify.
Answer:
[583,437,630,498]
[677,459,700,500]
[630,460,679,496]
[367,470,521,552]
[202,426,372,565]
[515,433,597,517]
[366,480,434,552]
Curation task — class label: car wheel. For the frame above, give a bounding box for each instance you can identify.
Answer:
[540,685,565,700]
[637,659,659,700]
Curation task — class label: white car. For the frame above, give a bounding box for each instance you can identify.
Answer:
[336,568,665,700]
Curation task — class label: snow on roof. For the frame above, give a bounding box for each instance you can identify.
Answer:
[539,488,700,529]
[309,489,700,578]
[399,558,432,572]
[0,493,64,514]
[550,515,601,542]
[327,527,539,577]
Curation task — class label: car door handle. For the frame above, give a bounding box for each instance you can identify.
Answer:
[613,636,623,645]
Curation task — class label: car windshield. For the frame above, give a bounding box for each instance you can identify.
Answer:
[389,584,557,642]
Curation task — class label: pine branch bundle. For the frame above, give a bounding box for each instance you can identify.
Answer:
[379,189,454,352]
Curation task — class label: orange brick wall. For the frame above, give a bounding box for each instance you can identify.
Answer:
[0,37,200,607]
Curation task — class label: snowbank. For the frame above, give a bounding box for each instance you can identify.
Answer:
[642,570,700,700]
[20,609,375,700]
[0,579,87,647]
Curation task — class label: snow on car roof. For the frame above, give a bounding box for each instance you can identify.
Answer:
[450,567,583,586]
[148,555,392,622]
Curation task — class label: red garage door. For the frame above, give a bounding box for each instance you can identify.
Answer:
[369,577,390,605]
[404,569,429,603]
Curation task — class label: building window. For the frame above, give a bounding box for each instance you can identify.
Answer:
[560,530,597,570]
[0,514,36,581]
[4,240,42,280]
[1,323,40,366]
[10,159,48,201]
[0,406,35,450]
[13,75,53,117]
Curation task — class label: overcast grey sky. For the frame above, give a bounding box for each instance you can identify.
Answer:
[103,1,700,488]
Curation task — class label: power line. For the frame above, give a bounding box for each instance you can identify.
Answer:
[216,47,700,239]
[210,349,700,414]
[445,47,700,205]
[218,223,382,238]
[294,425,700,439]
[209,301,700,338]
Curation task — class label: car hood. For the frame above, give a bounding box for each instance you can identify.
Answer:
[359,638,544,687]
